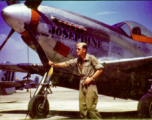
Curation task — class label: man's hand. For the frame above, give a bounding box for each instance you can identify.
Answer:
[84,77,93,85]
[48,60,54,66]
[48,60,66,67]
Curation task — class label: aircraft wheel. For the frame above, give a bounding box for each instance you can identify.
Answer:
[137,93,152,118]
[149,101,152,117]
[28,95,49,119]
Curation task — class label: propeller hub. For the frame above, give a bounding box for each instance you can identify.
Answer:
[2,4,39,36]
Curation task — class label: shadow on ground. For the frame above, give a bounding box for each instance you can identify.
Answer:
[0,110,138,119]
[49,111,138,119]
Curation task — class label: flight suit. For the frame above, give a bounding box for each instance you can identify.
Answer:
[66,54,103,119]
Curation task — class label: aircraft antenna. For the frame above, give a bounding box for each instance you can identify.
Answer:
[27,46,32,98]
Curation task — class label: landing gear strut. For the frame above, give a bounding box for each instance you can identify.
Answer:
[28,72,52,119]
[24,23,53,119]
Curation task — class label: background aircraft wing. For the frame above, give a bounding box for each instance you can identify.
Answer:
[0,63,46,76]
[0,81,21,88]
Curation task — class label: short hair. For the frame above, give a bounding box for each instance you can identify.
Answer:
[132,27,141,35]
[76,42,87,52]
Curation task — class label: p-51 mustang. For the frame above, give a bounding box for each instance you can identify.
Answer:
[1,0,152,118]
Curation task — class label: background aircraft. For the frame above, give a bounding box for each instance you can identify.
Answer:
[0,61,40,95]
[0,61,20,95]
[16,75,40,91]
[0,0,152,119]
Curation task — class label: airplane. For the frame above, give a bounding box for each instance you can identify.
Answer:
[1,0,152,119]
[16,74,40,91]
[0,61,41,94]
[0,61,20,95]
[16,75,40,91]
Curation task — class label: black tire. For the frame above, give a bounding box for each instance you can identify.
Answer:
[137,93,152,118]
[149,102,152,118]
[28,95,49,119]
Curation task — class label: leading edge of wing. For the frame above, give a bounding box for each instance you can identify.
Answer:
[0,63,80,78]
[100,56,152,71]
[0,63,46,75]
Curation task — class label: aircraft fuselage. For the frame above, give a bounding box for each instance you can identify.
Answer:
[2,4,152,64]
[31,5,152,63]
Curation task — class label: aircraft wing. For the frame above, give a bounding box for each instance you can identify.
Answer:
[102,56,152,71]
[0,63,46,76]
[97,56,152,100]
[0,62,81,90]
[1,56,152,100]
[0,62,80,77]
[0,81,21,88]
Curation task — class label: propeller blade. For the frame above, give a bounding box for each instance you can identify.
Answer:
[0,29,15,51]
[24,23,50,71]
[6,1,20,6]
[48,66,53,76]
[25,0,42,10]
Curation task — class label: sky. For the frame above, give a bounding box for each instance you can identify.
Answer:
[0,1,152,79]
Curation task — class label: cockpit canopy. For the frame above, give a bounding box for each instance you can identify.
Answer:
[113,21,152,44]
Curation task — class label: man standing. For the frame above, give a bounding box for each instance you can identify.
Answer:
[49,42,103,119]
